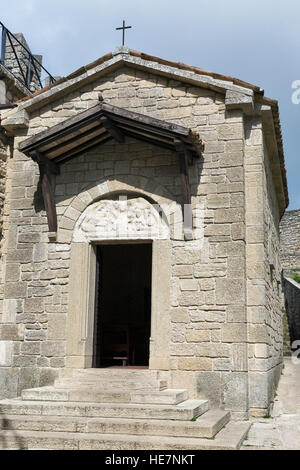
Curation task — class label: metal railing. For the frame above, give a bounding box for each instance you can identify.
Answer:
[0,21,56,91]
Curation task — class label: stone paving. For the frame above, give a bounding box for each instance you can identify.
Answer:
[241,356,300,450]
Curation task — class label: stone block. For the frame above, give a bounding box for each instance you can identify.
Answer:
[4,281,27,299]
[199,278,215,291]
[248,372,269,408]
[2,299,18,322]
[172,265,193,278]
[204,224,231,236]
[196,371,222,407]
[248,324,269,343]
[0,368,18,399]
[178,357,212,370]
[48,315,67,340]
[195,343,230,358]
[39,368,59,387]
[214,358,231,371]
[215,208,243,223]
[179,279,198,291]
[186,330,210,342]
[216,279,245,305]
[21,342,41,355]
[179,291,206,307]
[5,264,20,282]
[226,305,246,323]
[227,257,245,278]
[33,243,47,262]
[218,123,244,140]
[171,308,189,323]
[207,194,230,209]
[222,372,248,411]
[0,325,22,341]
[231,343,248,371]
[24,298,44,313]
[6,248,33,263]
[247,284,265,306]
[18,367,40,396]
[41,341,66,357]
[221,323,247,343]
[0,341,13,366]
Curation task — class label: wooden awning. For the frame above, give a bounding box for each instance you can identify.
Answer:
[19,102,204,238]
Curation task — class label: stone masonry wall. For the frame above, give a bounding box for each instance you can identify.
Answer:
[280,210,300,355]
[0,65,281,417]
[244,118,283,416]
[280,210,300,269]
[4,33,42,92]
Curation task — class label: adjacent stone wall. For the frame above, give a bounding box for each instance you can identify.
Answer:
[282,277,300,347]
[280,210,300,269]
[3,33,42,92]
[280,210,300,355]
[0,65,284,418]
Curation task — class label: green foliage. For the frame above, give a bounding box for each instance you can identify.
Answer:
[263,413,271,419]
[292,273,300,284]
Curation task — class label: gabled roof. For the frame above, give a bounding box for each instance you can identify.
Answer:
[15,48,265,105]
[3,46,288,211]
[19,101,204,164]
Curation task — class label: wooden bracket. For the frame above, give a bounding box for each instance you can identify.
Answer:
[30,150,59,233]
[100,115,125,143]
[174,139,193,240]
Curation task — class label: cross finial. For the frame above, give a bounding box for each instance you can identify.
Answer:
[116,20,132,46]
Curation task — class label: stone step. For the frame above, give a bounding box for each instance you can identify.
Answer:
[0,409,230,438]
[54,377,168,391]
[0,398,209,420]
[130,389,188,405]
[69,368,160,379]
[0,422,251,450]
[22,386,186,405]
[22,386,132,403]
[85,409,231,438]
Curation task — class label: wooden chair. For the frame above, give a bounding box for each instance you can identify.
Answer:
[102,324,130,366]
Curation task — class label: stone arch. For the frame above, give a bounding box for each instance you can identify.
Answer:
[57,175,183,243]
[73,196,170,242]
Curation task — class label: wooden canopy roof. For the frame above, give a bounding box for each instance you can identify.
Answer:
[19,102,203,239]
[19,102,204,165]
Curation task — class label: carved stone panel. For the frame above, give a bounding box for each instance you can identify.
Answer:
[73,197,170,242]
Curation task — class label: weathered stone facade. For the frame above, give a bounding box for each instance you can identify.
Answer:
[0,47,288,419]
[280,210,300,356]
[280,210,300,270]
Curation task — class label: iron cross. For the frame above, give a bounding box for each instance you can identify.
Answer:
[116,20,132,46]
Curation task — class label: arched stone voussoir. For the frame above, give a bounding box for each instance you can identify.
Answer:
[58,174,178,240]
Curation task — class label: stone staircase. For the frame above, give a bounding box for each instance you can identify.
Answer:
[0,369,250,450]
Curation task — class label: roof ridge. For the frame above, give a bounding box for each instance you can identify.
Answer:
[15,48,265,105]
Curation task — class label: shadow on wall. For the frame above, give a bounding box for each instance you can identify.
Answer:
[0,413,26,449]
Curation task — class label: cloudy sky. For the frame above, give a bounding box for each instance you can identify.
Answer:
[2,0,300,210]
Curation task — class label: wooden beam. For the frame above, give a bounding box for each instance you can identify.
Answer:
[100,116,124,143]
[44,127,107,159]
[101,102,190,136]
[19,104,103,152]
[30,150,60,175]
[174,139,193,240]
[52,134,112,163]
[39,162,57,233]
[30,151,58,233]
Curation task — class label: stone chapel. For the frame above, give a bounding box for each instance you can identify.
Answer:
[0,28,290,448]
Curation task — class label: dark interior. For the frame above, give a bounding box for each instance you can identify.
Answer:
[93,243,152,368]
